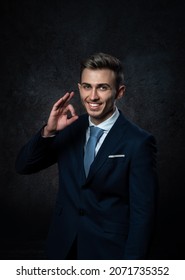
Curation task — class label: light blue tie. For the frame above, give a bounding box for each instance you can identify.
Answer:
[84,126,104,176]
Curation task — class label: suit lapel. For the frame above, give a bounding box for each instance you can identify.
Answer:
[70,114,88,182]
[86,113,128,182]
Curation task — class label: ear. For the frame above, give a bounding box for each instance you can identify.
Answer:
[78,83,81,91]
[116,85,126,100]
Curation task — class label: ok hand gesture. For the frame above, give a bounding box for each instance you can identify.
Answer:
[43,92,78,137]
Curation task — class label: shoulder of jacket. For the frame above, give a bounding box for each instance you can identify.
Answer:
[118,111,154,141]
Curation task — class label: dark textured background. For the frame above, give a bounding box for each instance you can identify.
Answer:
[0,0,185,259]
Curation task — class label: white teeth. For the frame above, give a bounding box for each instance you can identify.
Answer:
[89,103,99,107]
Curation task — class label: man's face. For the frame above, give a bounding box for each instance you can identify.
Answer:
[78,68,125,125]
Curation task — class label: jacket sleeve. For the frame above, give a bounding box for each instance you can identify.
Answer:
[15,128,58,174]
[124,134,158,259]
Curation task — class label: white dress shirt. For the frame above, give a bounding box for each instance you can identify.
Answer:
[85,107,120,156]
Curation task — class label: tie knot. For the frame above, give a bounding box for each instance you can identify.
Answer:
[90,126,104,140]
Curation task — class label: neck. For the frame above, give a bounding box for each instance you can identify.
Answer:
[90,106,116,125]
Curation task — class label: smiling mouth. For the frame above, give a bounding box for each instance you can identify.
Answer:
[87,102,102,110]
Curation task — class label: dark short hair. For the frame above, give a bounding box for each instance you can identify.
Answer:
[80,52,124,89]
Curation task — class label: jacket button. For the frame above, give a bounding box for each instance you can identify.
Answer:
[79,208,86,216]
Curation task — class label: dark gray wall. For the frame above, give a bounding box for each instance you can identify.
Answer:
[0,0,185,259]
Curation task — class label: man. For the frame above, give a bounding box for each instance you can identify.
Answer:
[15,53,158,260]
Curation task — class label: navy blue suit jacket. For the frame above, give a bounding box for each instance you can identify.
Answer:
[15,112,158,259]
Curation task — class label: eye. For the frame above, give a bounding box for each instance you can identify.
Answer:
[98,85,110,91]
[82,84,91,90]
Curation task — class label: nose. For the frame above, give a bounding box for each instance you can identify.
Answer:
[89,87,99,100]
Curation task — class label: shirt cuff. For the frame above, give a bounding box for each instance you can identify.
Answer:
[41,125,57,138]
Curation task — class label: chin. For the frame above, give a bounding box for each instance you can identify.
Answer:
[87,108,103,116]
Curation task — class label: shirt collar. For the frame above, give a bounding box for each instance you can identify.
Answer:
[88,107,120,132]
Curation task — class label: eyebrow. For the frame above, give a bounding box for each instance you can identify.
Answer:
[81,83,111,88]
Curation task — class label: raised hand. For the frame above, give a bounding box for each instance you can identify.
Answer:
[43,92,79,137]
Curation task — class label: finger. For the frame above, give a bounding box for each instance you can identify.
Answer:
[53,92,74,110]
[66,115,79,126]
[68,103,77,117]
[53,93,70,109]
[67,91,75,102]
[62,91,74,104]
[62,104,77,117]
